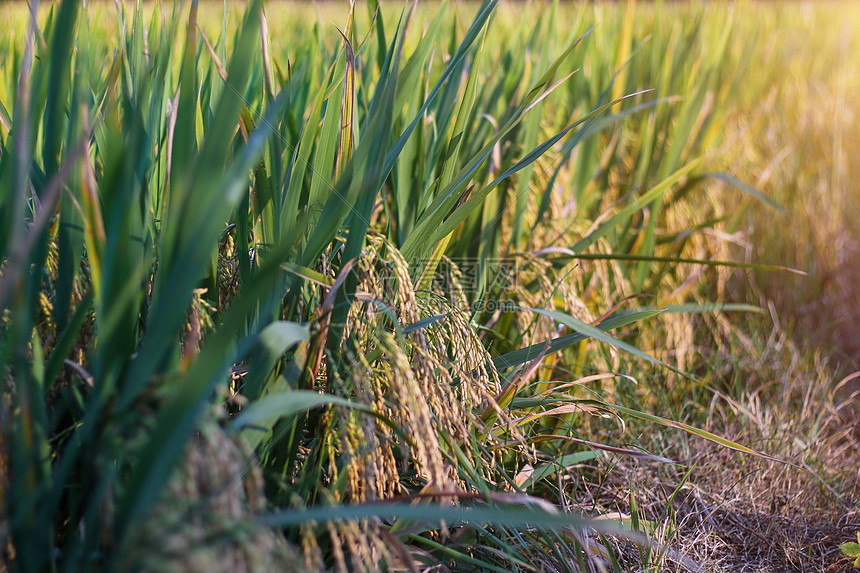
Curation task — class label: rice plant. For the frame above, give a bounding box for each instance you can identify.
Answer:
[1,1,846,571]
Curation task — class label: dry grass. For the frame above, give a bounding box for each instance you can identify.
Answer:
[583,338,859,572]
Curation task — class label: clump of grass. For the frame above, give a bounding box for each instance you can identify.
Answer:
[590,340,859,572]
[117,421,300,573]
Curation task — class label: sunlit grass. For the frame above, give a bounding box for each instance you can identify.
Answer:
[0,1,857,571]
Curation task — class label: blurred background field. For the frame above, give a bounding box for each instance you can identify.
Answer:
[0,1,857,571]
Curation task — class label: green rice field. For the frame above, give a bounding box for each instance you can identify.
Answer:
[0,1,858,571]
